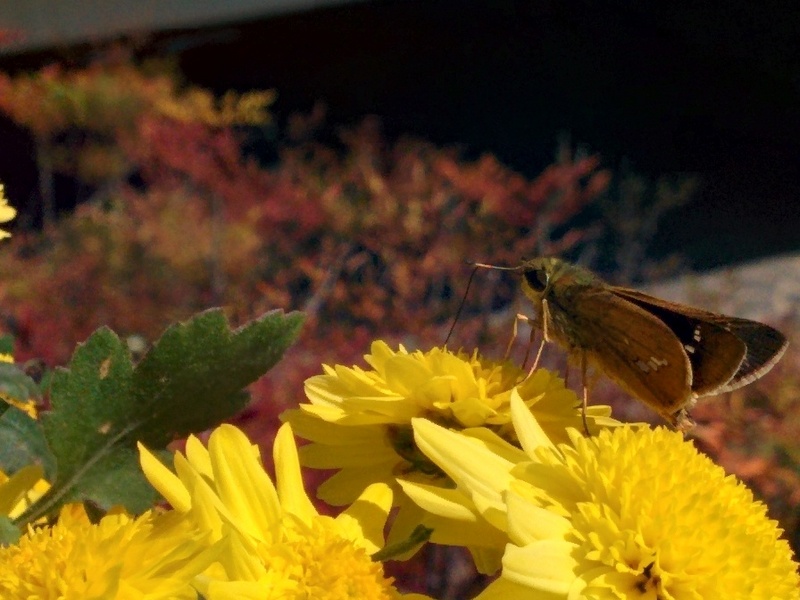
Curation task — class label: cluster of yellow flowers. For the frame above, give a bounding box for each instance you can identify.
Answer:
[286,341,800,598]
[0,336,797,597]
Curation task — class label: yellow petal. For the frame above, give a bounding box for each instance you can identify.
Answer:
[317,464,396,506]
[0,464,46,518]
[397,479,479,522]
[502,540,578,594]
[451,396,498,427]
[138,442,191,512]
[505,488,571,546]
[282,409,389,444]
[510,388,557,455]
[299,440,397,469]
[207,424,281,542]
[336,482,393,555]
[184,434,213,479]
[0,204,15,223]
[273,423,317,524]
[412,418,514,507]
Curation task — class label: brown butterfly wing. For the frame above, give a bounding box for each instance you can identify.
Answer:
[610,288,747,395]
[545,286,693,418]
[702,316,788,393]
[610,288,785,395]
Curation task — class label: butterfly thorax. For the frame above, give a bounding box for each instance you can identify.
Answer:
[520,258,607,350]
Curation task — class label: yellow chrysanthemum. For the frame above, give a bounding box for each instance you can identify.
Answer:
[282,341,617,558]
[283,342,614,503]
[0,184,15,239]
[476,426,800,599]
[139,423,431,600]
[0,465,49,519]
[0,503,217,599]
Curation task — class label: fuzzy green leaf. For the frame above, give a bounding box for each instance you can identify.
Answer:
[22,308,303,522]
[0,362,41,406]
[0,406,55,480]
[129,308,304,444]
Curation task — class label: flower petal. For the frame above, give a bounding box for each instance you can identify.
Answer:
[510,388,557,456]
[273,423,317,524]
[336,482,393,555]
[412,418,514,506]
[138,442,191,512]
[207,424,281,542]
[501,540,578,594]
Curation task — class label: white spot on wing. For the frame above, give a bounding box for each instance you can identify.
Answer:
[635,357,668,373]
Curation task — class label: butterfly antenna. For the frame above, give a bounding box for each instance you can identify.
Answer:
[445,264,480,346]
[444,262,522,346]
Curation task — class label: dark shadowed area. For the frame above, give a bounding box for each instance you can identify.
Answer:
[1,0,799,267]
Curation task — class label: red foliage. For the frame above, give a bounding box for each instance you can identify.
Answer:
[0,66,608,452]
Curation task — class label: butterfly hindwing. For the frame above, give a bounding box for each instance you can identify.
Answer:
[706,317,788,393]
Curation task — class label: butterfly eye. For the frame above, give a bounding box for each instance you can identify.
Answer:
[523,268,548,292]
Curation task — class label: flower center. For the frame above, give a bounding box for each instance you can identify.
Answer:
[261,519,397,600]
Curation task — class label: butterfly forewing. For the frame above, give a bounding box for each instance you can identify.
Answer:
[610,288,748,395]
[547,286,693,418]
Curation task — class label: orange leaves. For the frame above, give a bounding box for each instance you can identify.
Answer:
[154,89,275,128]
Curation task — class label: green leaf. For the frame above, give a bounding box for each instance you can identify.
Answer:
[0,406,56,480]
[0,362,42,406]
[0,516,20,546]
[372,525,433,561]
[129,308,304,445]
[22,308,303,523]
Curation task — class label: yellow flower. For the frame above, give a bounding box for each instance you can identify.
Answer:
[0,465,49,519]
[0,184,15,239]
[282,341,616,556]
[0,503,217,599]
[476,426,800,599]
[139,423,431,600]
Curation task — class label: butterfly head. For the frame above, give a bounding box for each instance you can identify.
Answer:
[520,257,563,303]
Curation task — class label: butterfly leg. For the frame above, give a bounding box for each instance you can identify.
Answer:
[519,315,537,364]
[529,299,551,369]
[504,313,521,360]
[671,406,696,433]
[526,335,546,375]
[524,300,550,378]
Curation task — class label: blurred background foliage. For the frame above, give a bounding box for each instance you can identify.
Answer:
[0,53,796,595]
